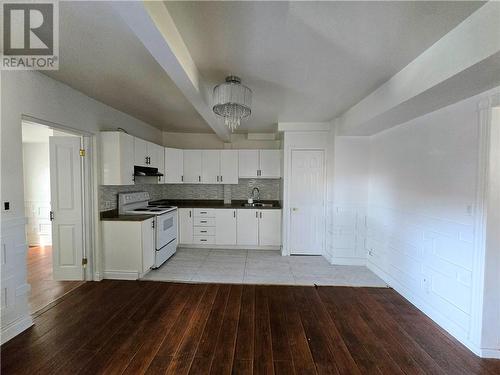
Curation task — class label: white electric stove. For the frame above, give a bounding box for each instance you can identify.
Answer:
[118,192,177,268]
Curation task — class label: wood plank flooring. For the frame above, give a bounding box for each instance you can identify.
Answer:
[2,280,499,374]
[27,246,85,313]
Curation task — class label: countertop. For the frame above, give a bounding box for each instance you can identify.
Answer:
[100,209,155,222]
[149,199,282,210]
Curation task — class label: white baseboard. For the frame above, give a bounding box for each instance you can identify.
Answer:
[0,315,33,344]
[480,348,500,359]
[103,270,140,280]
[327,256,366,266]
[366,261,485,358]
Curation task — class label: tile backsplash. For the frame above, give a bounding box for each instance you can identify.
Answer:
[99,179,281,211]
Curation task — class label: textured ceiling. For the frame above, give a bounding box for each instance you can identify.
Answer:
[165,1,484,133]
[44,1,212,133]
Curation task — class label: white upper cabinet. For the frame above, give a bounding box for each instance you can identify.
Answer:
[238,149,281,178]
[183,150,202,183]
[101,131,135,185]
[164,148,183,183]
[259,150,281,178]
[220,150,239,184]
[134,137,149,167]
[148,142,164,170]
[201,150,220,184]
[134,138,163,169]
[238,150,259,178]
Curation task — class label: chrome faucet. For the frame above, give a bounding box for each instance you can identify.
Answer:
[251,187,260,201]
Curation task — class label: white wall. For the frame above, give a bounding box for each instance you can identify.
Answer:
[363,87,499,356]
[0,71,162,343]
[329,137,369,265]
[163,131,281,149]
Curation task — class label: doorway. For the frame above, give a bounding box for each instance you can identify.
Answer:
[289,149,326,255]
[22,121,88,313]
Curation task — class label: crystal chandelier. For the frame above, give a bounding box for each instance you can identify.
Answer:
[213,76,252,132]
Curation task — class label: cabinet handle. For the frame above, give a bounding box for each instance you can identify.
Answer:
[198,176,201,182]
[200,220,207,223]
[189,210,192,218]
[152,221,155,228]
[200,239,207,242]
[200,211,207,214]
[145,156,148,164]
[233,211,236,218]
[181,175,184,182]
[217,175,219,182]
[200,230,207,233]
[49,211,54,221]
[260,212,262,219]
[220,175,223,182]
[255,212,258,218]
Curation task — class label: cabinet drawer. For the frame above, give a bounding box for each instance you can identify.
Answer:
[194,217,216,227]
[194,227,216,236]
[193,236,215,245]
[194,208,216,217]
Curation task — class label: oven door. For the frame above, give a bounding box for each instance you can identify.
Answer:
[155,210,177,249]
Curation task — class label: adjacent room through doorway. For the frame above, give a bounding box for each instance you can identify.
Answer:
[22,122,85,313]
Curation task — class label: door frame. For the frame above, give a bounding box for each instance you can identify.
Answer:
[282,132,329,257]
[22,115,96,281]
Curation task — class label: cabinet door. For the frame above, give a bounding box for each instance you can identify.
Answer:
[179,208,193,244]
[141,218,155,272]
[238,150,259,178]
[215,209,237,245]
[147,142,164,171]
[259,210,281,246]
[183,150,202,183]
[201,150,220,184]
[164,148,183,183]
[220,150,239,184]
[236,209,259,246]
[259,150,281,178]
[101,131,134,185]
[134,137,148,167]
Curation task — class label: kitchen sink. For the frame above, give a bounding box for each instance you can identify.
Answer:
[241,202,275,208]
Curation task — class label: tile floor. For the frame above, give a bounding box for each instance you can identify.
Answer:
[142,248,388,287]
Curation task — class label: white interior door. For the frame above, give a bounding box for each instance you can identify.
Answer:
[289,150,325,255]
[49,136,84,280]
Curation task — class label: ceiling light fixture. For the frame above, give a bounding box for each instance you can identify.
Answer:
[213,75,252,132]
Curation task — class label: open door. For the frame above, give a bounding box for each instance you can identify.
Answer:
[49,136,84,280]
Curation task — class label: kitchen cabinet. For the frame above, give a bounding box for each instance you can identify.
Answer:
[164,147,183,183]
[238,150,259,178]
[202,150,220,184]
[236,209,259,246]
[258,209,282,246]
[259,150,281,178]
[220,150,239,184]
[134,137,164,170]
[100,131,135,185]
[216,209,237,245]
[238,149,281,178]
[178,208,194,244]
[183,150,202,183]
[102,217,155,279]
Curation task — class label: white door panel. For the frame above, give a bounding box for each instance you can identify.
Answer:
[238,150,259,178]
[179,208,193,244]
[164,148,183,183]
[236,209,259,246]
[183,150,202,183]
[49,136,84,280]
[220,150,239,184]
[216,209,237,245]
[289,150,325,255]
[202,150,220,184]
[259,150,281,178]
[259,210,281,246]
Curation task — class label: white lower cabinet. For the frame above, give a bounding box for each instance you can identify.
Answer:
[216,209,237,245]
[258,210,282,246]
[178,208,193,244]
[236,209,259,246]
[102,218,155,279]
[179,208,281,248]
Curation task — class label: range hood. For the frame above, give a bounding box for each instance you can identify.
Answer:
[133,165,164,177]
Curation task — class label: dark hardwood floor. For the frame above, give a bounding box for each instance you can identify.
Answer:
[27,245,85,313]
[2,280,499,374]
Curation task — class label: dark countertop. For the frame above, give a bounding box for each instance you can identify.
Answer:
[149,199,282,210]
[100,209,155,222]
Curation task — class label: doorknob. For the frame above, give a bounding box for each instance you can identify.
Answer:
[292,208,298,212]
